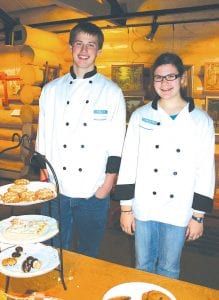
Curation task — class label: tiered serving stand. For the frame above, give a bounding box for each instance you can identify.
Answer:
[0,133,67,293]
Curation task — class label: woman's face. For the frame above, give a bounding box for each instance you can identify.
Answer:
[153,64,182,100]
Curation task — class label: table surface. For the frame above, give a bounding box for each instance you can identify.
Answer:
[0,250,218,300]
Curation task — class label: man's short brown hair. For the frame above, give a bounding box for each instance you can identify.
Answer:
[69,22,104,49]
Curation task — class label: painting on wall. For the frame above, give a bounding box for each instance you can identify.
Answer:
[125,96,145,123]
[43,62,61,86]
[112,64,144,96]
[204,62,219,92]
[205,96,219,134]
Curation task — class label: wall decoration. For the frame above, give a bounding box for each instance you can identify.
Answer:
[204,62,219,92]
[112,64,144,95]
[183,65,194,98]
[125,96,145,123]
[205,96,219,134]
[43,62,61,85]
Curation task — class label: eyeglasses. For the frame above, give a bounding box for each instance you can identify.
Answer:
[153,74,180,82]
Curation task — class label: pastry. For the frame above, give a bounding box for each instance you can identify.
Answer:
[20,190,36,202]
[1,257,17,266]
[8,184,27,194]
[35,188,55,200]
[3,191,20,203]
[142,290,171,300]
[14,178,30,185]
[3,218,48,240]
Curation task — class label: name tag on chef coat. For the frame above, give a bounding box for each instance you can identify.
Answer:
[93,109,108,120]
[140,117,160,130]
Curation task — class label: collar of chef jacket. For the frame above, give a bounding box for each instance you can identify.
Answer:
[70,65,97,79]
[151,97,195,112]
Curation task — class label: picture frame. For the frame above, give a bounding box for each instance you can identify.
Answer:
[205,96,219,134]
[43,62,61,86]
[125,95,145,123]
[204,62,219,92]
[112,64,144,96]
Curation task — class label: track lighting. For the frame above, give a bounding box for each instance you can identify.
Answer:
[146,16,159,41]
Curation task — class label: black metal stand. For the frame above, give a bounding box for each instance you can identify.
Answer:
[0,133,67,292]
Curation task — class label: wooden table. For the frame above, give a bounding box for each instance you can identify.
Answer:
[0,250,218,300]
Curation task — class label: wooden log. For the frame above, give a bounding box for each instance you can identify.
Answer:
[20,104,34,123]
[0,140,21,159]
[0,110,22,129]
[20,64,44,85]
[12,25,67,53]
[0,128,22,141]
[19,84,41,104]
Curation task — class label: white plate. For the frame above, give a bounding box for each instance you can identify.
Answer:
[0,215,59,244]
[102,282,176,300]
[0,243,59,278]
[0,181,57,206]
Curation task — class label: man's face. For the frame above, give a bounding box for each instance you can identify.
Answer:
[71,31,101,74]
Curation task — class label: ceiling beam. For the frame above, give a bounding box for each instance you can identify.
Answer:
[28,4,219,28]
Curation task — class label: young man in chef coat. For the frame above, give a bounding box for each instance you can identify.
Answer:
[36,22,126,257]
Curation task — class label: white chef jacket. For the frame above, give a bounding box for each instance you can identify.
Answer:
[36,69,126,198]
[116,100,215,227]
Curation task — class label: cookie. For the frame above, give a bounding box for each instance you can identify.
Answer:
[14,178,30,185]
[35,188,55,200]
[3,191,20,203]
[20,191,36,202]
[2,257,17,266]
[8,184,27,194]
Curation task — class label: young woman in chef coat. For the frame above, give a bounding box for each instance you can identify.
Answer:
[114,52,215,279]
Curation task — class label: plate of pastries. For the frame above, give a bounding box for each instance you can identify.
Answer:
[0,243,59,278]
[0,179,56,206]
[0,215,59,244]
[102,282,176,300]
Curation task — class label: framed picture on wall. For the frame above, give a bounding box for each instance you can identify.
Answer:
[182,65,194,98]
[43,62,61,86]
[204,62,219,92]
[112,64,144,96]
[205,96,219,134]
[125,96,145,123]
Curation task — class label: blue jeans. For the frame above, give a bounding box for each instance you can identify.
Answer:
[135,220,187,279]
[41,193,110,258]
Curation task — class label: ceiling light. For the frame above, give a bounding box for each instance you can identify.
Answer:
[146,16,159,41]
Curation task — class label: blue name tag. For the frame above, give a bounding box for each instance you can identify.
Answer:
[94,109,108,114]
[142,117,159,125]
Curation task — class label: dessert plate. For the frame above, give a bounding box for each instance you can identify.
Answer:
[0,243,59,278]
[0,181,56,206]
[102,282,176,300]
[0,215,59,244]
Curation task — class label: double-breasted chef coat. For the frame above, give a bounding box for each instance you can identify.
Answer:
[36,68,126,198]
[115,99,215,227]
